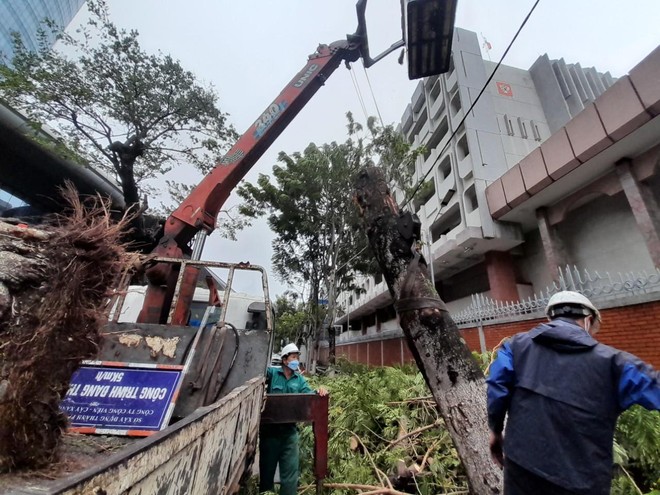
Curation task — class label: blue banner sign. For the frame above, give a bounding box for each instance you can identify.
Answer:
[60,366,181,434]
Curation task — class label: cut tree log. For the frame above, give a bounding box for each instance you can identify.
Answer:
[354,167,502,494]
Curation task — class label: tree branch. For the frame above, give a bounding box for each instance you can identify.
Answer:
[386,420,442,450]
[318,484,408,495]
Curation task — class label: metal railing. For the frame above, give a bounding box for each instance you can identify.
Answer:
[453,265,660,326]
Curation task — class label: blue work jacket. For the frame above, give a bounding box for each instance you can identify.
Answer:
[487,318,660,495]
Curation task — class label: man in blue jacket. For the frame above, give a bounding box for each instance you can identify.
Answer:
[487,291,659,495]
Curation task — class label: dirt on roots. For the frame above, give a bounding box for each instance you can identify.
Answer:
[0,188,137,472]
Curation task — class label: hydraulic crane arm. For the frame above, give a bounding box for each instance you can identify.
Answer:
[139,40,361,324]
[168,41,361,246]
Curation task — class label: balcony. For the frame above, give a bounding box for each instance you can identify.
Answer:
[446,68,458,93]
[456,133,473,179]
[421,193,440,220]
[458,154,473,179]
[418,118,431,145]
[430,202,461,244]
[411,109,429,141]
[431,221,463,252]
[429,94,446,121]
[465,207,481,227]
[412,81,425,115]
[424,74,440,91]
[420,147,437,177]
[436,169,456,207]
[401,104,413,135]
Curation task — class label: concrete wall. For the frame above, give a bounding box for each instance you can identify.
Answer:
[557,192,655,274]
[337,300,660,368]
[485,61,551,169]
[529,54,615,134]
[529,55,573,134]
[516,229,554,292]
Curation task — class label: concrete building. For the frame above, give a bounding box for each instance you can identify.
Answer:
[334,29,660,368]
[0,0,85,64]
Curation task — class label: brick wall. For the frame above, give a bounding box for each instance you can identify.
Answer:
[336,300,660,368]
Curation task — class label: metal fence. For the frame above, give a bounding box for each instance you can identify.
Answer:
[453,265,660,326]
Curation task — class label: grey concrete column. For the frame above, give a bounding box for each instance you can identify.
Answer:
[616,159,660,267]
[536,207,569,280]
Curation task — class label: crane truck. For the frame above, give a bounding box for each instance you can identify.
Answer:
[0,1,456,493]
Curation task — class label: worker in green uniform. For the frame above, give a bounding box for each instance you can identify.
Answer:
[259,343,328,495]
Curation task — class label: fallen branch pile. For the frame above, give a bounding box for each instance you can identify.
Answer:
[0,189,135,471]
[300,364,469,494]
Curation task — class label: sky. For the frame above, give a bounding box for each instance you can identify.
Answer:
[68,0,660,298]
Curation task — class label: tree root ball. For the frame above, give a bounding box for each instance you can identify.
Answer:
[0,188,136,471]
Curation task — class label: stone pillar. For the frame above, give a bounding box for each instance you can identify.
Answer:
[616,159,660,267]
[536,207,569,280]
[485,251,519,302]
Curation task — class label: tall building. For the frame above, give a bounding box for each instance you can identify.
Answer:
[0,0,87,213]
[334,29,660,368]
[0,0,85,63]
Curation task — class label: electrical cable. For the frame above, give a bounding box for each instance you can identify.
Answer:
[362,61,385,127]
[402,0,541,209]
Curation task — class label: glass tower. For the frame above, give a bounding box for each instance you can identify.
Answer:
[0,0,86,64]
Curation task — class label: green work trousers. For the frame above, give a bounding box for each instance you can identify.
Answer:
[259,427,299,495]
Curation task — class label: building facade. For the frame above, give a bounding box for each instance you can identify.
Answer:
[0,0,85,64]
[335,29,660,367]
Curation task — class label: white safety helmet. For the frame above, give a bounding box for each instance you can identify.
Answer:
[545,291,601,322]
[280,343,300,359]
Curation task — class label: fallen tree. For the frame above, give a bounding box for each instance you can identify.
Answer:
[354,167,502,494]
[0,189,135,471]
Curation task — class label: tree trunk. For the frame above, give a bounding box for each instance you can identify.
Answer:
[327,270,338,365]
[110,140,147,245]
[354,168,502,494]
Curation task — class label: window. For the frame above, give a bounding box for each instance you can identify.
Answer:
[464,184,478,213]
[517,117,528,139]
[429,78,442,104]
[531,120,542,141]
[450,90,462,116]
[457,134,470,161]
[438,155,452,180]
[424,117,448,160]
[413,178,436,211]
[430,204,461,242]
[503,114,514,136]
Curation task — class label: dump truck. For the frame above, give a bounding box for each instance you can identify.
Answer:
[0,1,456,493]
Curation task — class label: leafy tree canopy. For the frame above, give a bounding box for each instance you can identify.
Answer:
[273,291,309,347]
[237,113,420,335]
[0,0,237,240]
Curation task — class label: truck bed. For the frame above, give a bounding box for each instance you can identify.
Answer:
[0,377,264,495]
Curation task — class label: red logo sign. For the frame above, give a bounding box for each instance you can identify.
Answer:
[496,82,513,97]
